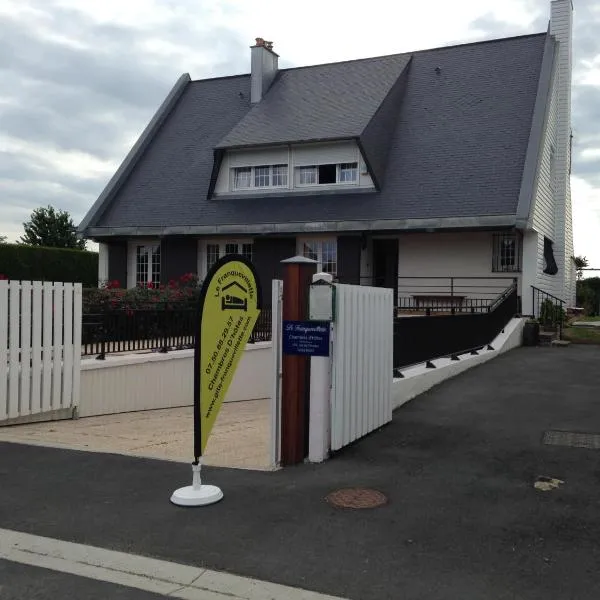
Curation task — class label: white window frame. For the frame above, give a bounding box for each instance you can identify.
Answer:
[231,165,288,191]
[199,239,254,278]
[233,166,252,190]
[295,162,359,187]
[339,162,358,183]
[297,237,338,276]
[298,166,318,185]
[127,240,161,288]
[492,233,522,273]
[272,164,288,187]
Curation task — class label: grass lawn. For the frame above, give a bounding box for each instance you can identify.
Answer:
[563,326,600,344]
[574,316,600,322]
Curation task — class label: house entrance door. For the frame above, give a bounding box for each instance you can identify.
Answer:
[372,239,398,301]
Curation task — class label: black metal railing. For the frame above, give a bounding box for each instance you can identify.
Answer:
[249,307,273,343]
[393,282,518,370]
[360,276,517,314]
[531,286,565,339]
[82,308,196,358]
[82,306,273,358]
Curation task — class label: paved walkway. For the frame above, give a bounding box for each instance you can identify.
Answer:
[2,346,600,599]
[0,399,271,470]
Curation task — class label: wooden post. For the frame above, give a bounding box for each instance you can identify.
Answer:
[280,256,317,465]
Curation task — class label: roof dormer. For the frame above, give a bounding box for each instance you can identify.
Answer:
[213,141,376,196]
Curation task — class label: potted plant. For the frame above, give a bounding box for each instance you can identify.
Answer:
[523,318,540,346]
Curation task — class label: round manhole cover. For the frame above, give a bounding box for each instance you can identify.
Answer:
[326,488,388,509]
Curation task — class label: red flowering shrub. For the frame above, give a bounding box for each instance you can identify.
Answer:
[83,273,201,314]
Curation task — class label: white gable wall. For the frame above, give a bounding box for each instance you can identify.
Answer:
[526,51,563,303]
[523,0,575,312]
[551,0,576,307]
[531,64,557,242]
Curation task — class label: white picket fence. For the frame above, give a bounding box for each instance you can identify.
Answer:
[0,281,82,426]
[330,284,393,451]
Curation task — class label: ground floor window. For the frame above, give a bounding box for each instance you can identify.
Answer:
[298,238,337,276]
[135,243,161,287]
[492,233,521,272]
[203,240,253,275]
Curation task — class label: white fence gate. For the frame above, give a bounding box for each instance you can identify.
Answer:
[270,279,284,468]
[330,284,393,451]
[0,281,82,426]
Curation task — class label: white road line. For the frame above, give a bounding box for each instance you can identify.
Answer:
[0,528,346,600]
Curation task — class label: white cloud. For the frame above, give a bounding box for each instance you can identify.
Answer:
[1,135,117,180]
[580,147,600,160]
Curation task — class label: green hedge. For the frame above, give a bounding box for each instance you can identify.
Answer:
[577,277,600,316]
[0,243,98,287]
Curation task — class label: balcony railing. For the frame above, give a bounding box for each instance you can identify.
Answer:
[360,276,518,314]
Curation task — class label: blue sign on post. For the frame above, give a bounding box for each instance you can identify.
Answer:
[282,321,330,357]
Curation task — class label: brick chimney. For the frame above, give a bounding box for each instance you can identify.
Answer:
[251,37,278,104]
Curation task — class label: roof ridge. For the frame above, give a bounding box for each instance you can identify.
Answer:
[190,31,547,83]
[280,31,547,72]
[190,73,250,84]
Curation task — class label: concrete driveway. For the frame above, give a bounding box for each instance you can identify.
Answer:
[0,399,272,470]
[1,346,600,599]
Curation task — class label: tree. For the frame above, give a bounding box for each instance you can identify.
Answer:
[0,235,6,244]
[573,255,589,280]
[20,206,86,250]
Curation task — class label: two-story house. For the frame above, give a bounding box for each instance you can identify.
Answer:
[79,0,576,316]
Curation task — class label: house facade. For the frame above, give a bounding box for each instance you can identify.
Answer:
[79,0,576,315]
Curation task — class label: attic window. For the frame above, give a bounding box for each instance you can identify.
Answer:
[319,164,336,184]
[296,162,358,187]
[232,165,288,190]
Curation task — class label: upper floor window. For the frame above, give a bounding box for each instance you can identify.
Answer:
[492,233,521,273]
[232,165,288,190]
[296,162,358,187]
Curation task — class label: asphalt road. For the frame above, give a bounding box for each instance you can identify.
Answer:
[0,559,168,600]
[1,345,600,599]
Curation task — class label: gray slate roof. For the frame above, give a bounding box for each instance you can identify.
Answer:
[216,54,412,148]
[83,32,549,236]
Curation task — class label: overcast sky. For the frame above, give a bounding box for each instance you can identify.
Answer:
[0,0,599,269]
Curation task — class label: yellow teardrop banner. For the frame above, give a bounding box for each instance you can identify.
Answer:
[195,256,262,458]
